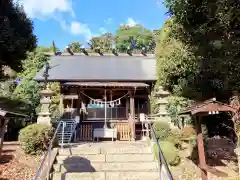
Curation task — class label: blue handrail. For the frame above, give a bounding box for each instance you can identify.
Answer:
[149,123,174,180]
[34,121,66,180]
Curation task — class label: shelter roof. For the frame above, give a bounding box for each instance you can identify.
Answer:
[180,98,236,116]
[0,97,30,117]
[34,54,156,82]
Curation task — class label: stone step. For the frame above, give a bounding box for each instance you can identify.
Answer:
[56,154,155,163]
[52,172,159,180]
[56,155,106,163]
[58,147,101,155]
[53,162,158,172]
[102,146,152,154]
[105,154,155,162]
[58,146,152,156]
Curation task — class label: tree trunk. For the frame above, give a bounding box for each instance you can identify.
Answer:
[0,116,8,157]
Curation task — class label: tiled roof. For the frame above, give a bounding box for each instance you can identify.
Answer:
[34,54,156,82]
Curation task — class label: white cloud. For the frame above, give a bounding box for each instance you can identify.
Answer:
[126,18,137,27]
[18,0,96,41]
[18,0,74,19]
[104,18,113,25]
[60,21,93,40]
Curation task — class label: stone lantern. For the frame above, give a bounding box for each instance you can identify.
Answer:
[37,61,53,126]
[37,87,53,126]
[155,86,171,121]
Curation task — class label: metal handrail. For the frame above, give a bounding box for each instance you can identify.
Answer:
[34,121,66,180]
[149,122,174,180]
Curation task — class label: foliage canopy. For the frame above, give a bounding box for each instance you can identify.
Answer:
[0,0,37,75]
[163,0,240,101]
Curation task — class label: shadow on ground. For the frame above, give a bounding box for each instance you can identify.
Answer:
[60,156,96,180]
[0,154,14,164]
[188,136,238,177]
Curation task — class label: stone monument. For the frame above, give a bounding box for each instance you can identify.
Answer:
[37,62,53,126]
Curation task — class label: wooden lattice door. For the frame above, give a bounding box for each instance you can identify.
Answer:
[116,123,131,141]
[79,124,93,141]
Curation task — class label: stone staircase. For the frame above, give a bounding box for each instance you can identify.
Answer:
[51,142,159,180]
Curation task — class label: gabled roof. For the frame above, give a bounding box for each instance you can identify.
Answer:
[0,97,30,117]
[34,54,156,82]
[180,98,236,115]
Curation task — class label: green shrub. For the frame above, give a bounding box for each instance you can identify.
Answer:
[180,125,196,139]
[167,128,182,149]
[153,140,181,166]
[153,121,171,140]
[19,123,55,154]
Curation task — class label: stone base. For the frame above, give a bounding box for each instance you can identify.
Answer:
[141,136,150,141]
[37,116,52,126]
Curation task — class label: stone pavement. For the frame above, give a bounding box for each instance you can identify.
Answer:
[51,141,159,180]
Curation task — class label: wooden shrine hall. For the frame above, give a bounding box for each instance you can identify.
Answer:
[35,53,156,141]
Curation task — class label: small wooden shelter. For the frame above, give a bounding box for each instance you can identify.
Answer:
[0,97,30,157]
[180,98,236,180]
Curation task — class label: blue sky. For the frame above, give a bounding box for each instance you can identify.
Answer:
[18,0,168,50]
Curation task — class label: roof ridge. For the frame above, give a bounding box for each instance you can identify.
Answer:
[43,52,155,57]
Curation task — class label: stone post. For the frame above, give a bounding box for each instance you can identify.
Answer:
[234,147,240,176]
[37,87,53,126]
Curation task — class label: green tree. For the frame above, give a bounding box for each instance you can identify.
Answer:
[155,18,197,98]
[0,1,37,75]
[13,52,48,112]
[164,0,240,100]
[69,42,82,52]
[36,46,60,53]
[116,25,154,52]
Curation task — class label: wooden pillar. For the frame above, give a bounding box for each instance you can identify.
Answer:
[0,116,8,157]
[147,95,150,115]
[130,93,135,140]
[147,88,151,115]
[126,97,129,119]
[76,89,81,123]
[59,94,64,117]
[195,115,208,180]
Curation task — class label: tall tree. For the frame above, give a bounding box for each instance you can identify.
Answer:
[156,18,197,98]
[164,0,240,101]
[13,52,48,112]
[69,42,82,52]
[89,33,114,52]
[116,25,154,52]
[36,46,60,53]
[0,0,37,75]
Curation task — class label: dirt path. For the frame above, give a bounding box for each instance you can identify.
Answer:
[170,147,239,180]
[0,142,42,180]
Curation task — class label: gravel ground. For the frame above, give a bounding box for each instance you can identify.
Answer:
[0,142,43,180]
